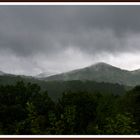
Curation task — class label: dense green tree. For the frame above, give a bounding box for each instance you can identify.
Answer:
[100,113,137,134]
[121,86,140,133]
[56,92,98,134]
[0,81,139,135]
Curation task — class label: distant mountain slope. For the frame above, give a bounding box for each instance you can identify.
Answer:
[44,62,140,86]
[0,74,127,101]
[36,72,57,78]
[1,62,140,86]
[0,70,5,75]
[131,69,140,75]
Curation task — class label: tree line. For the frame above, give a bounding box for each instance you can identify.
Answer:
[0,81,139,134]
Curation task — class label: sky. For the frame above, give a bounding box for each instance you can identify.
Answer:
[1,5,140,76]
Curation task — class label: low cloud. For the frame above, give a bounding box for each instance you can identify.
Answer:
[0,5,140,75]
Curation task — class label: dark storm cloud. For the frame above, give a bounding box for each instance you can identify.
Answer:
[0,5,140,57]
[1,5,140,75]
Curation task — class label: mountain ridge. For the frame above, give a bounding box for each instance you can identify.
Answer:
[44,62,131,78]
[0,70,5,75]
[42,62,140,86]
[1,62,140,86]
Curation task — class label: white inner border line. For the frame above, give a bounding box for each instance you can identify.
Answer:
[2,135,140,138]
[1,135,140,138]
[0,2,140,5]
[0,2,140,137]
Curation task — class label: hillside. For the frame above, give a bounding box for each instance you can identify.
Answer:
[0,74,126,101]
[44,62,140,86]
[0,70,5,75]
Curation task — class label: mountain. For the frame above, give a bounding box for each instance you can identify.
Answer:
[44,62,140,86]
[36,72,56,78]
[35,70,59,78]
[0,70,5,75]
[0,75,127,100]
[131,69,140,75]
[0,74,127,101]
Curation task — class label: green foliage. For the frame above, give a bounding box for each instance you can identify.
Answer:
[57,92,98,134]
[121,86,140,133]
[0,81,54,134]
[0,75,127,101]
[0,81,139,134]
[99,113,138,134]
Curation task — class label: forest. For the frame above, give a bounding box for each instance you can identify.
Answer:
[0,81,139,135]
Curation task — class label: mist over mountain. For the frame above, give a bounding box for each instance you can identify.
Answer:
[43,62,140,86]
[0,71,5,75]
[1,62,140,86]
[36,71,57,78]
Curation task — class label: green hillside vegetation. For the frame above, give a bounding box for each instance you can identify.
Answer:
[0,71,138,135]
[0,75,127,101]
[0,81,139,134]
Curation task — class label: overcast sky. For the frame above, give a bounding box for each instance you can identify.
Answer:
[1,5,140,76]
